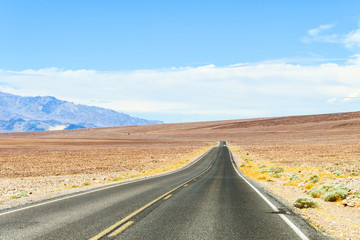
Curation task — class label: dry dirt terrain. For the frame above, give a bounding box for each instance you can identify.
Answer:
[2,111,360,239]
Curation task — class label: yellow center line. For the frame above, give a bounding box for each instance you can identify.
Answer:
[164,194,172,200]
[89,161,214,240]
[108,221,134,237]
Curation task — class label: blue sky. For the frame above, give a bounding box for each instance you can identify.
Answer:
[1,1,360,123]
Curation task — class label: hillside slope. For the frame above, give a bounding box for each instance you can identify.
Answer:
[0,91,162,132]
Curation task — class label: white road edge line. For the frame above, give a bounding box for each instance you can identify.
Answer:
[228,148,309,240]
[0,147,214,217]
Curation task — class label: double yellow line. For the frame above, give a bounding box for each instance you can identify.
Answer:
[89,162,214,240]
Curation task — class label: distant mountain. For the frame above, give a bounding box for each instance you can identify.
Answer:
[0,92,162,133]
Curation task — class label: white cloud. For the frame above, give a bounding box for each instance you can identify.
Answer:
[304,23,360,50]
[344,28,360,48]
[326,98,337,103]
[347,54,360,65]
[308,24,334,37]
[342,92,360,102]
[1,61,360,122]
[303,24,339,43]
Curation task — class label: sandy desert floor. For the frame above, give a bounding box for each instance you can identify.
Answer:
[2,111,360,239]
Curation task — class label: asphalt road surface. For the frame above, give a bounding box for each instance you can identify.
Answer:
[0,142,330,240]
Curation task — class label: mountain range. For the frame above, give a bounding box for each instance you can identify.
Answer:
[0,91,162,133]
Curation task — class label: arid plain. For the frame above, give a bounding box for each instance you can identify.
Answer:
[1,111,360,239]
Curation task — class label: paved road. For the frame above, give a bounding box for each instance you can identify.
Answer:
[0,142,329,240]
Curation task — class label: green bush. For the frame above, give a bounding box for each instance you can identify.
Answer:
[258,167,284,173]
[306,174,320,183]
[294,197,318,209]
[272,167,284,173]
[307,184,351,201]
[288,174,301,182]
[240,164,252,168]
[270,172,283,178]
[307,184,333,198]
[323,189,348,202]
[333,171,343,176]
[350,172,359,176]
[10,190,28,199]
[258,164,267,169]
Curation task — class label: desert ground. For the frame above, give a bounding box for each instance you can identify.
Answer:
[1,111,360,239]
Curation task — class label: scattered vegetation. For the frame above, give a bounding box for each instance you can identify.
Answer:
[259,167,284,174]
[323,190,348,202]
[307,184,334,198]
[332,171,343,176]
[10,190,28,199]
[305,174,320,184]
[288,173,302,182]
[81,182,91,186]
[294,197,318,209]
[307,184,351,202]
[350,172,359,176]
[270,172,283,178]
[239,164,252,167]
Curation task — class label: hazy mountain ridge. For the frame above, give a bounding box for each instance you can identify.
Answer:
[0,92,162,132]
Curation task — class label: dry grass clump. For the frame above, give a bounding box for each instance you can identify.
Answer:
[288,173,302,182]
[294,197,318,209]
[305,174,320,184]
[10,190,28,199]
[307,184,351,202]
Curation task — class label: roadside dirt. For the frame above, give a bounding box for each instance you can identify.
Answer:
[0,145,213,210]
[230,146,360,240]
[2,111,360,239]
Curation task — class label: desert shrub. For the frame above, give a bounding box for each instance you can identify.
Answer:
[333,171,343,176]
[307,184,351,200]
[294,197,318,209]
[304,183,316,189]
[272,167,284,173]
[71,185,79,188]
[270,172,283,178]
[307,184,333,198]
[336,185,352,192]
[259,168,272,173]
[240,164,252,168]
[307,187,321,198]
[258,164,267,169]
[323,189,348,202]
[306,174,320,183]
[11,190,28,199]
[288,173,301,182]
[350,172,359,176]
[258,167,284,174]
[81,182,91,186]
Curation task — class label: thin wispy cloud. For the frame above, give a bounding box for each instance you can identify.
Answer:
[344,27,360,49]
[303,23,360,50]
[302,24,339,43]
[1,58,360,122]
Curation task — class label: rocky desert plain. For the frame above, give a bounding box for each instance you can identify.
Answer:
[2,111,360,239]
